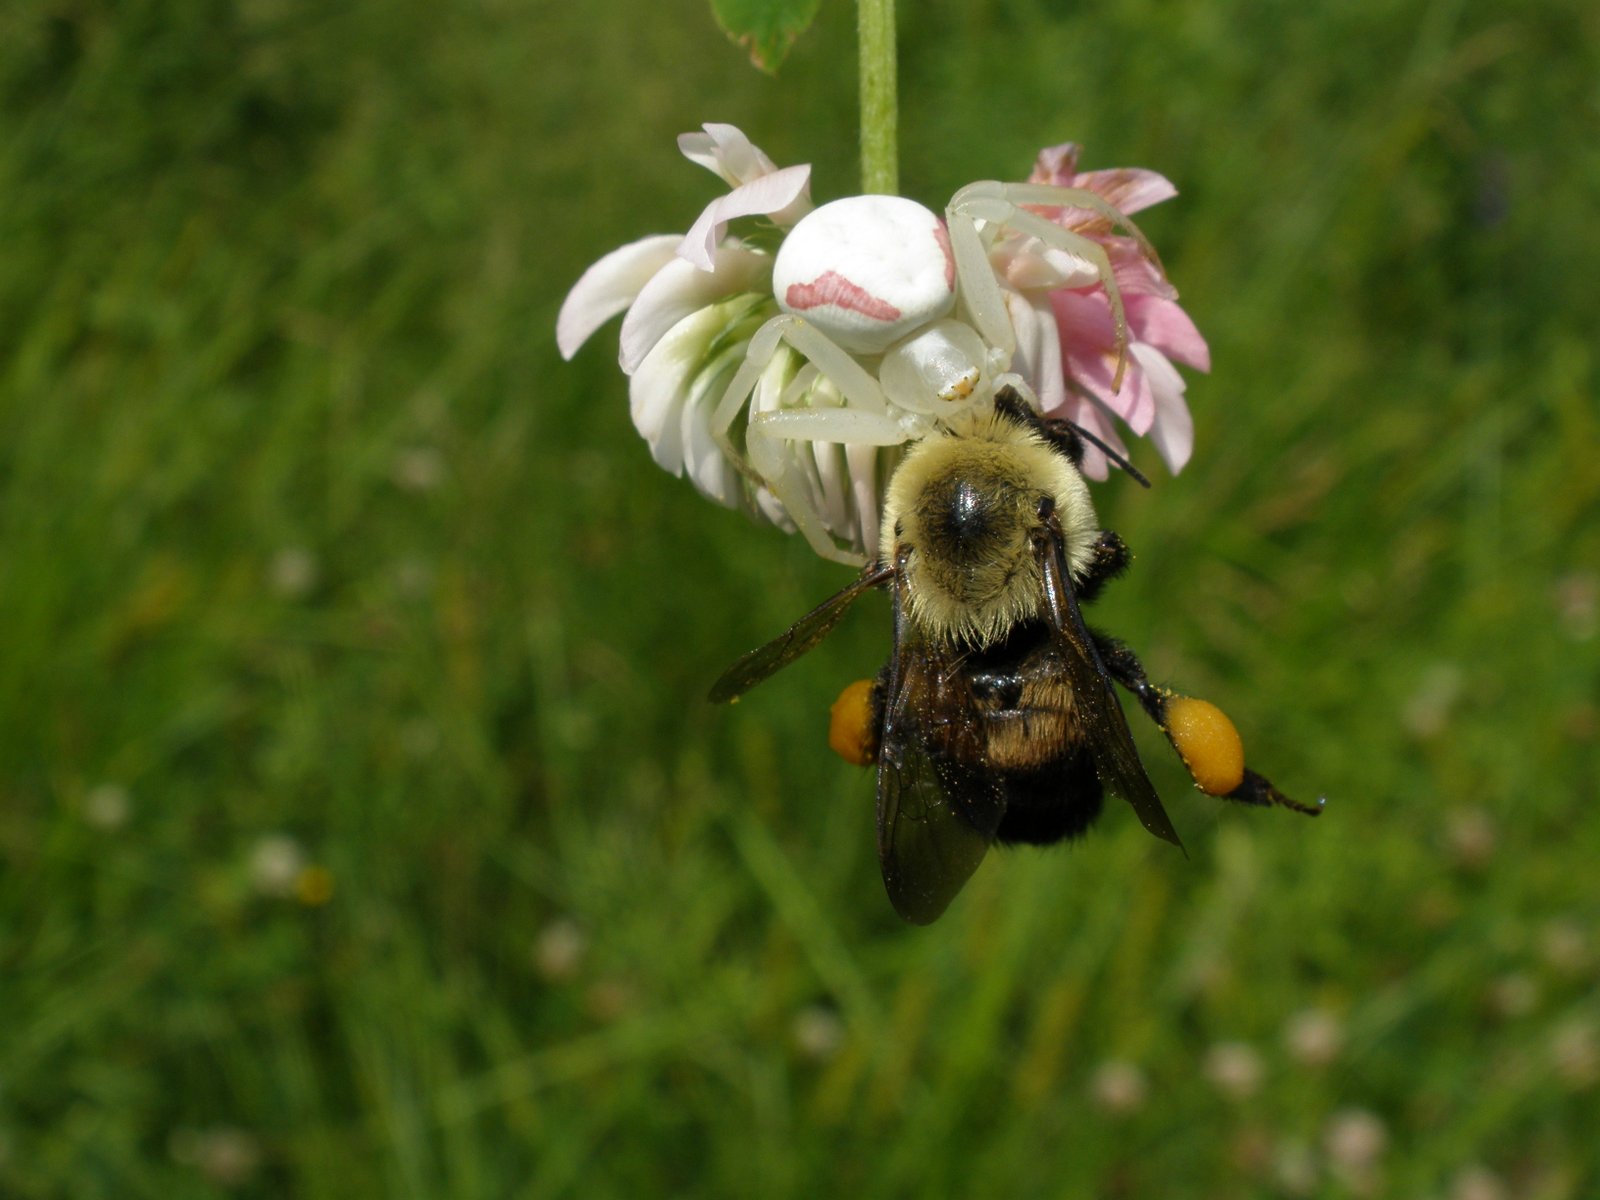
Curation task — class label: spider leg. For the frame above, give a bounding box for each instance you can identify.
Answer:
[943,206,1018,360]
[951,181,1154,393]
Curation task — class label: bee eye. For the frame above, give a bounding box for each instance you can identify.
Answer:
[1036,496,1056,522]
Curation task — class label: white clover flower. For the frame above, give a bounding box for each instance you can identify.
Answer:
[559,125,1209,563]
[83,782,132,830]
[1283,1007,1345,1067]
[1088,1059,1148,1114]
[1203,1039,1265,1100]
[558,124,807,523]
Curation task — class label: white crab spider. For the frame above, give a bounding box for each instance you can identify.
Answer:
[710,182,1162,565]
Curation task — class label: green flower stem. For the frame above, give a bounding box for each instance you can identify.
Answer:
[857,0,897,194]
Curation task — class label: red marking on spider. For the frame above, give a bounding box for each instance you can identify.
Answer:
[934,221,955,292]
[784,272,901,322]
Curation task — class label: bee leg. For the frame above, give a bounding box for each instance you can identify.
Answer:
[1074,531,1132,605]
[1088,631,1169,724]
[1088,631,1323,817]
[1229,769,1325,816]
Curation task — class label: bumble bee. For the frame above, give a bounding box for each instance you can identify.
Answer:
[711,387,1320,924]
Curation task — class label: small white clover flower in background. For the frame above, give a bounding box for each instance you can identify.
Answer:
[1485,971,1540,1020]
[392,445,445,493]
[791,1004,846,1062]
[533,917,588,983]
[1283,1007,1345,1067]
[1322,1106,1387,1188]
[1445,806,1497,870]
[83,782,132,830]
[1450,1164,1510,1200]
[1548,1015,1600,1089]
[170,1126,263,1189]
[1203,1040,1264,1100]
[1539,917,1589,975]
[1088,1059,1148,1114]
[1271,1139,1319,1196]
[268,546,319,599]
[249,833,306,898]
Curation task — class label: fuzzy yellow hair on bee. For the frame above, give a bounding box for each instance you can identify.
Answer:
[879,404,1099,648]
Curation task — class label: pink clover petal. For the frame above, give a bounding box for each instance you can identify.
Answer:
[1003,290,1067,414]
[557,235,681,359]
[676,164,812,271]
[678,123,779,187]
[1030,142,1084,186]
[629,306,731,475]
[1071,167,1177,215]
[1110,242,1177,299]
[1126,294,1211,373]
[619,245,771,374]
[1051,288,1155,433]
[1060,394,1130,482]
[1131,343,1195,473]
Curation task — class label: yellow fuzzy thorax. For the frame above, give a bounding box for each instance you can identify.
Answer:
[879,407,1099,648]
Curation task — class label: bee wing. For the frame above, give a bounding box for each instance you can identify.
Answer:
[708,565,894,704]
[1038,528,1185,852]
[876,576,1007,925]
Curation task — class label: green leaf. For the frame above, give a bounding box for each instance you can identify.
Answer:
[710,0,823,74]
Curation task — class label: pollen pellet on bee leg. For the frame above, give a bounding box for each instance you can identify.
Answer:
[828,679,879,766]
[1165,696,1245,797]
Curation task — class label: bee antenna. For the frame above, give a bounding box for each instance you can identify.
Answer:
[1066,421,1151,489]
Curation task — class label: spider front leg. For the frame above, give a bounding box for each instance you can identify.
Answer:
[949,181,1161,393]
[1090,627,1324,816]
[710,313,918,564]
[709,314,896,487]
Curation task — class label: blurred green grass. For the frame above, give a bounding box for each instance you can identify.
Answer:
[1,0,1597,1195]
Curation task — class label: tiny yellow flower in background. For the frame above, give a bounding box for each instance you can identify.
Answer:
[294,865,335,907]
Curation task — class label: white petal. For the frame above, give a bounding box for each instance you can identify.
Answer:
[619,245,771,374]
[812,436,849,533]
[629,306,732,475]
[846,443,880,560]
[678,123,778,187]
[677,165,812,271]
[556,235,681,359]
[679,351,745,508]
[1131,343,1194,473]
[754,484,795,531]
[1004,291,1066,414]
